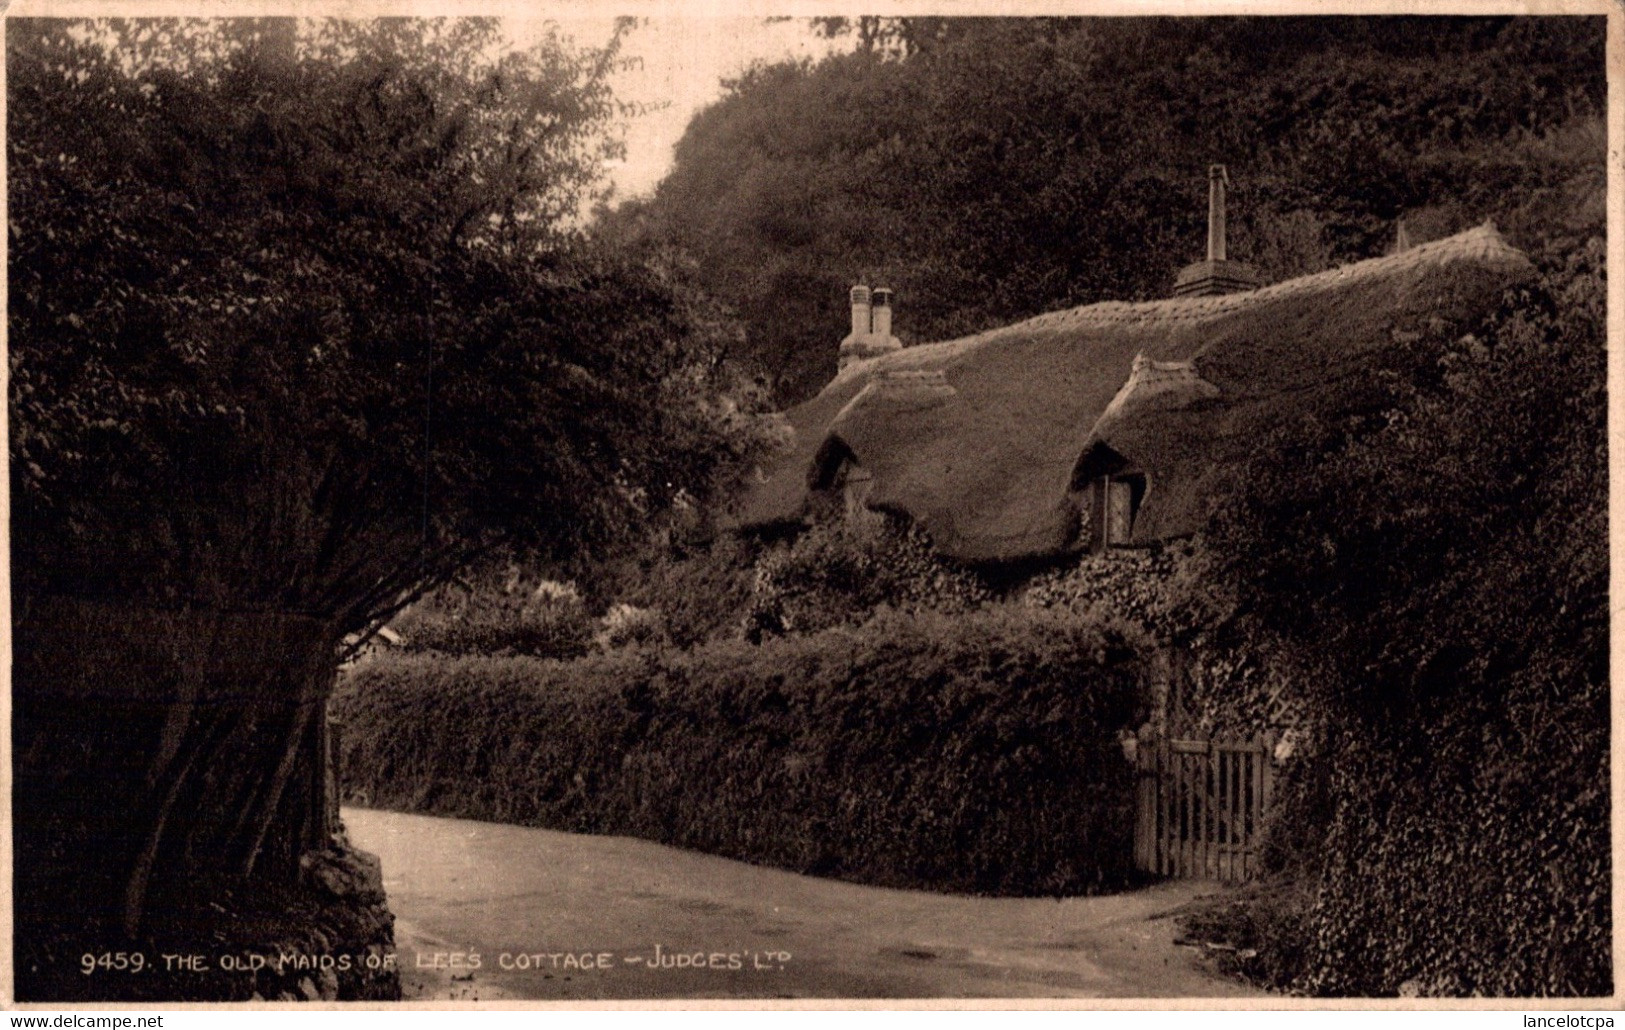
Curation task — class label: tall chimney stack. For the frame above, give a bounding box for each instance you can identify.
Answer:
[1207,164,1227,263]
[838,283,902,372]
[1173,164,1260,298]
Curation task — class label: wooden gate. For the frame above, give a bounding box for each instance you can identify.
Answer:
[1134,734,1274,882]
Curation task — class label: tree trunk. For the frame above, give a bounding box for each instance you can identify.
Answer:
[13,598,341,948]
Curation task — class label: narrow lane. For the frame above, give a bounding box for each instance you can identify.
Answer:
[345,807,1259,1001]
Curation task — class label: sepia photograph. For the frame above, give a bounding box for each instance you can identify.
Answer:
[4,5,1613,1007]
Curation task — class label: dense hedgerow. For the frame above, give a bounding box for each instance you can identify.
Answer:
[745,513,997,639]
[596,532,762,648]
[544,510,994,651]
[1195,238,1609,996]
[333,606,1145,895]
[391,586,596,660]
[1303,663,1608,996]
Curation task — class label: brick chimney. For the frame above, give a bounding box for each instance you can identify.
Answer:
[838,284,902,370]
[1173,165,1261,297]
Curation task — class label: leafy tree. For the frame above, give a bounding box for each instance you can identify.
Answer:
[629,16,1603,403]
[803,15,998,57]
[9,16,766,990]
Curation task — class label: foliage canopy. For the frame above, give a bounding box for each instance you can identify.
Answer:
[10,17,766,636]
[8,19,772,980]
[623,16,1603,402]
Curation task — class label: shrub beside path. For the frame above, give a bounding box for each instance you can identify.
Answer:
[346,808,1259,1000]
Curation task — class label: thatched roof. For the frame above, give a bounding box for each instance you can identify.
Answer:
[732,224,1534,563]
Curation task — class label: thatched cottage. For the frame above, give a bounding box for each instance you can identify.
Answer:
[734,180,1534,562]
[732,193,1536,881]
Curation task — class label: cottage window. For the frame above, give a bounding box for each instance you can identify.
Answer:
[810,436,857,492]
[1106,477,1136,544]
[809,435,879,521]
[1081,472,1145,549]
[1092,474,1144,549]
[1071,442,1146,550]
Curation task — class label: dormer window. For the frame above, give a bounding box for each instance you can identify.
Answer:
[809,435,876,519]
[1071,442,1147,551]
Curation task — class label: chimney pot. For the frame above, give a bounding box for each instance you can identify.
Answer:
[872,287,893,340]
[849,285,872,338]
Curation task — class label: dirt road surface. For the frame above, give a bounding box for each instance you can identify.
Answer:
[344,807,1259,1001]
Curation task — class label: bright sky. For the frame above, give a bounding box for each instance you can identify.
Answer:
[536,17,844,201]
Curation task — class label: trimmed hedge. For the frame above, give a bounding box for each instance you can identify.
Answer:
[333,606,1144,895]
